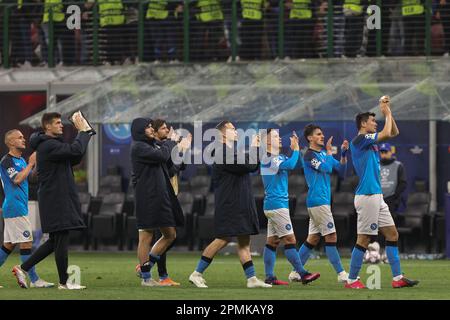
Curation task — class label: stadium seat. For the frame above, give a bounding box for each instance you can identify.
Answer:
[251,175,265,197]
[77,192,92,250]
[331,192,354,245]
[195,193,215,250]
[90,192,125,250]
[190,175,211,197]
[97,175,122,197]
[288,174,307,196]
[339,175,359,192]
[398,192,431,251]
[177,192,195,250]
[434,214,446,253]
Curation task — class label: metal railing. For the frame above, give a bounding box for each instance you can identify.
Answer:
[0,0,447,68]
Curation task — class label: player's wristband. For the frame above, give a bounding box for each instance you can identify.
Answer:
[341,149,348,158]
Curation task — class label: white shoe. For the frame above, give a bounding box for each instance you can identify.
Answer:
[337,271,349,283]
[247,276,272,288]
[30,279,55,288]
[189,271,208,288]
[169,59,180,64]
[443,52,449,57]
[153,60,161,65]
[58,283,86,290]
[288,271,302,282]
[141,278,160,287]
[19,61,32,68]
[123,58,133,65]
[12,265,28,289]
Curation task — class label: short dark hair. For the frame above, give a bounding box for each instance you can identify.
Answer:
[303,123,322,143]
[152,119,168,131]
[215,120,231,132]
[355,112,376,130]
[41,112,61,130]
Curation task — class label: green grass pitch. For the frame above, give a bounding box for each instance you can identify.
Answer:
[0,252,449,300]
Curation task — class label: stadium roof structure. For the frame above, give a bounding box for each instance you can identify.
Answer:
[20,57,450,127]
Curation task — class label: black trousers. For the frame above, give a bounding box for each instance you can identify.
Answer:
[144,18,180,62]
[366,10,392,56]
[190,20,224,62]
[441,4,450,53]
[53,22,76,65]
[21,230,70,285]
[101,25,126,64]
[344,15,365,57]
[239,19,264,60]
[286,19,316,59]
[403,14,425,55]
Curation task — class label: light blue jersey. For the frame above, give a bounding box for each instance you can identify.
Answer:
[260,151,302,210]
[350,133,382,195]
[303,148,344,208]
[0,154,29,218]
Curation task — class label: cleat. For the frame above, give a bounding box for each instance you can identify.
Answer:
[392,276,419,288]
[265,276,289,286]
[141,278,160,287]
[247,276,272,288]
[58,283,86,290]
[345,279,367,289]
[337,271,349,283]
[288,271,302,282]
[30,279,55,288]
[189,271,208,288]
[12,265,28,289]
[300,272,321,285]
[159,278,181,286]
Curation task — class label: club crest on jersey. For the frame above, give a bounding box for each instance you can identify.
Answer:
[285,224,292,231]
[370,223,378,230]
[310,158,321,170]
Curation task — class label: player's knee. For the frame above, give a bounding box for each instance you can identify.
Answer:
[19,242,32,250]
[386,230,399,242]
[306,234,320,247]
[324,233,337,243]
[356,235,371,248]
[266,238,280,247]
[282,234,296,246]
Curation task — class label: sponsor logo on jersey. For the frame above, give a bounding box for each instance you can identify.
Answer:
[311,158,321,170]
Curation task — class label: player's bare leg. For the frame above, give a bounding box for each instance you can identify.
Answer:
[379,226,419,288]
[189,237,231,288]
[236,235,271,288]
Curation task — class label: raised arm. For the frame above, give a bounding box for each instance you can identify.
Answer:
[377,96,395,142]
[46,132,92,161]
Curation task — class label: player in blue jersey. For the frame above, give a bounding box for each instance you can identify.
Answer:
[288,124,349,284]
[260,129,320,285]
[346,96,419,289]
[0,130,53,288]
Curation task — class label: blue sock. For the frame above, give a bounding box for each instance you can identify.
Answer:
[263,244,276,278]
[349,245,366,280]
[195,256,213,274]
[284,244,308,276]
[20,249,39,283]
[159,273,168,281]
[386,241,402,278]
[242,261,255,279]
[140,263,151,280]
[0,246,12,267]
[147,254,160,270]
[325,242,344,274]
[298,241,314,266]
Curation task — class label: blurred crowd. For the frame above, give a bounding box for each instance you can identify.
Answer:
[0,0,450,67]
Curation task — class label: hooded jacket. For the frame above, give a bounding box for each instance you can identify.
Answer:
[30,131,92,233]
[130,118,184,229]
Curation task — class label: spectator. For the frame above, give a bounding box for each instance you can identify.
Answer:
[144,0,183,63]
[10,0,34,67]
[285,0,319,59]
[379,143,407,216]
[343,0,367,57]
[402,0,425,55]
[41,0,76,65]
[97,0,126,65]
[366,1,396,57]
[190,0,226,62]
[266,0,282,59]
[238,0,269,60]
[439,0,450,56]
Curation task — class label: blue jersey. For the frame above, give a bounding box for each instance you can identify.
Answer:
[261,150,302,210]
[0,154,29,218]
[350,133,382,195]
[304,148,344,208]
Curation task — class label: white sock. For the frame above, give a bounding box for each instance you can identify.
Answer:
[393,275,403,281]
